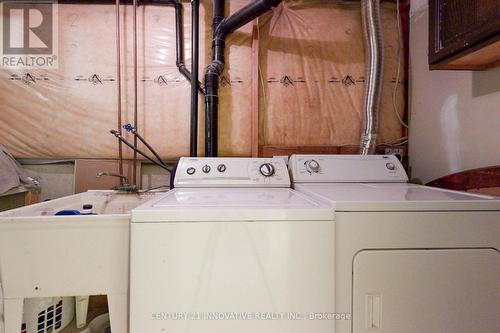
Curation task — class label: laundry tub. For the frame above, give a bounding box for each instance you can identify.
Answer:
[0,190,162,333]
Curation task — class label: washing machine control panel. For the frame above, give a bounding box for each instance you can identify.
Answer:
[174,157,290,188]
[289,154,408,183]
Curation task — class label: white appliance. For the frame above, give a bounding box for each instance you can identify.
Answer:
[289,154,500,333]
[130,157,335,333]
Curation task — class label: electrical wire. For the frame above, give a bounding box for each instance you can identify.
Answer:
[380,139,408,147]
[256,18,268,143]
[379,136,408,147]
[257,5,409,148]
[376,0,409,149]
[393,0,408,129]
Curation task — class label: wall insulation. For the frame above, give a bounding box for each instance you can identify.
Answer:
[0,0,404,159]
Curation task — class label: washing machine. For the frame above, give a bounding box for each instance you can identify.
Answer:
[289,154,500,333]
[130,157,336,333]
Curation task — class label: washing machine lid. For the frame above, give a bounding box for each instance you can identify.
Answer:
[132,188,332,222]
[294,183,500,211]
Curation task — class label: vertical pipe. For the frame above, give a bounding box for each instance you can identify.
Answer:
[174,2,184,69]
[204,74,218,157]
[171,2,204,94]
[213,0,225,26]
[115,0,124,180]
[204,0,281,157]
[132,0,139,184]
[204,0,224,157]
[360,0,384,155]
[190,0,200,157]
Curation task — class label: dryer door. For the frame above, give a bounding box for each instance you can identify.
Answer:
[353,249,500,333]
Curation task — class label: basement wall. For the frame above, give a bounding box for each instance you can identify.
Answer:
[408,0,500,184]
[1,1,404,159]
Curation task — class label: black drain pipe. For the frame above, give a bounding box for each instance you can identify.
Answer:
[204,0,282,157]
[140,0,204,95]
[140,0,204,158]
[204,0,225,157]
[190,0,200,157]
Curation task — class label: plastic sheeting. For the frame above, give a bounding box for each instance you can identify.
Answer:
[259,1,404,146]
[0,144,39,193]
[0,1,404,159]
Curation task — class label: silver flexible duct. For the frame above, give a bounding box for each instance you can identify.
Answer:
[360,0,384,155]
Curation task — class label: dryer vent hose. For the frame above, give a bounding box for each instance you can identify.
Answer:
[360,0,384,155]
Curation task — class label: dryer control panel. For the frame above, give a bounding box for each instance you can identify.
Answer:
[289,155,408,183]
[174,157,290,188]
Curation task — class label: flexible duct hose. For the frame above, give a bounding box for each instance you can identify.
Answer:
[360,0,384,155]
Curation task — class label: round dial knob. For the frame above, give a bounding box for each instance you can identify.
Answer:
[217,164,227,173]
[259,163,276,177]
[186,167,196,175]
[386,162,396,170]
[202,165,211,173]
[305,159,320,173]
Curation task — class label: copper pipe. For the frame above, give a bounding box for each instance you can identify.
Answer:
[132,0,138,185]
[115,0,124,178]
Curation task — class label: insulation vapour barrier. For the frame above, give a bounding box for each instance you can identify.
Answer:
[0,1,404,159]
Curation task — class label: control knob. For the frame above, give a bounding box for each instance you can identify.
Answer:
[259,163,276,177]
[202,165,211,173]
[305,159,320,173]
[217,164,227,173]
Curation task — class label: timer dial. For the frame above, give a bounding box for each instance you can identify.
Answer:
[305,159,320,173]
[259,163,276,177]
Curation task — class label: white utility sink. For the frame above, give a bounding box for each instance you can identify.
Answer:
[0,190,163,333]
[0,190,158,217]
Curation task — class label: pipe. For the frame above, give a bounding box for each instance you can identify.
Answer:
[123,124,167,167]
[141,0,204,158]
[115,0,124,177]
[360,0,384,155]
[132,0,138,184]
[111,130,172,172]
[220,0,281,35]
[203,0,224,157]
[204,0,282,157]
[190,0,200,157]
[137,0,204,94]
[173,2,190,80]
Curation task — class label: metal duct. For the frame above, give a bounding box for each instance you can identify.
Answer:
[360,0,384,155]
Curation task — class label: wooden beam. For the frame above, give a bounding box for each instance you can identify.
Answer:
[24,191,39,206]
[261,145,356,157]
[260,145,407,157]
